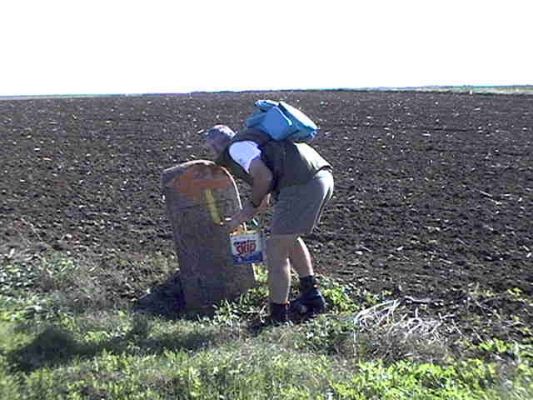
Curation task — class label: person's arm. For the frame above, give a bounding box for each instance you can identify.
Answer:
[248,158,273,208]
[226,157,273,231]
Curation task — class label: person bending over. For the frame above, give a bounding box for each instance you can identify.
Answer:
[205,124,334,324]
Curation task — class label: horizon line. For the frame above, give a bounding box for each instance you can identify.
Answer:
[1,84,532,100]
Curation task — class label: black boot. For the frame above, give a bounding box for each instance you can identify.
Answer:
[290,276,327,317]
[269,302,290,325]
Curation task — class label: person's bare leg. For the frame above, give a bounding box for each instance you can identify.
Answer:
[266,234,298,303]
[288,237,314,278]
[288,237,326,316]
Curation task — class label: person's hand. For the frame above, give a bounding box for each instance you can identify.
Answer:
[224,218,241,232]
[257,194,271,213]
[225,202,258,232]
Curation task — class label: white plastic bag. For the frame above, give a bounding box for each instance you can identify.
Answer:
[230,228,264,265]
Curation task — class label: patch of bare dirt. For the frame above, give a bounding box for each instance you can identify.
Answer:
[1,90,531,338]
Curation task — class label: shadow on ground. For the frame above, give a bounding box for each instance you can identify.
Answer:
[133,271,185,319]
[7,314,222,373]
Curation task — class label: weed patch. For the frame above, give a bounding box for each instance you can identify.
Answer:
[1,254,532,399]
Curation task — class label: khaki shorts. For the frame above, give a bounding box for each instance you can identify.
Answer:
[271,169,334,236]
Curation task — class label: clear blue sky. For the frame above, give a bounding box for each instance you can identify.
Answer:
[1,0,531,96]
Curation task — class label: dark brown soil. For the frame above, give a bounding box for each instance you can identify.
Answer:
[1,90,531,337]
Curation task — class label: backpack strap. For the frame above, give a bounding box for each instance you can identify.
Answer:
[232,128,272,148]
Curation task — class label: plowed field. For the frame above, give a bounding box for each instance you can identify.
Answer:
[1,91,531,336]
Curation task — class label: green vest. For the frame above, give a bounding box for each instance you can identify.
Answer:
[215,129,331,194]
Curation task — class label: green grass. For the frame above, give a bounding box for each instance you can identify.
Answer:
[443,85,533,95]
[386,85,533,95]
[1,253,532,399]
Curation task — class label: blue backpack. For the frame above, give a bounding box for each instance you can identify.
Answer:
[245,100,318,142]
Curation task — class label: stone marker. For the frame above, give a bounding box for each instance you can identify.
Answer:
[161,160,256,312]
